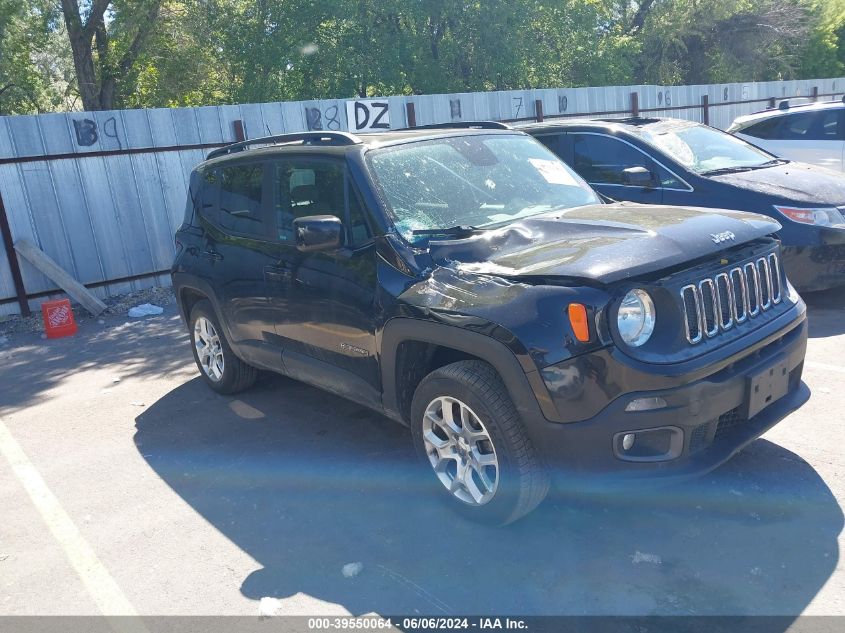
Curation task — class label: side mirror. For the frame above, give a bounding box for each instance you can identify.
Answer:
[623,166,657,189]
[293,215,343,252]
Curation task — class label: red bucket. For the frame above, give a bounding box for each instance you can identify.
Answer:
[41,299,78,339]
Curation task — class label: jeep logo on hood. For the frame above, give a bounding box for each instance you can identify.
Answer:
[710,231,736,244]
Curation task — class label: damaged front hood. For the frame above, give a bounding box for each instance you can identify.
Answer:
[708,162,845,204]
[427,203,780,284]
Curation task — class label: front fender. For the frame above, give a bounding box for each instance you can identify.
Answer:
[379,317,560,424]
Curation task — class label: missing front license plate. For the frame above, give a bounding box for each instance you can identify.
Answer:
[746,357,790,419]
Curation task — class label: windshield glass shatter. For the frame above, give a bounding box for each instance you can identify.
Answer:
[635,121,777,175]
[368,134,600,244]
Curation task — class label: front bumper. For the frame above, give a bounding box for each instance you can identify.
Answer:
[781,228,845,291]
[524,312,808,482]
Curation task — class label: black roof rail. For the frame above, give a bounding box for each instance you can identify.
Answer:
[776,97,814,111]
[206,131,362,160]
[404,121,512,131]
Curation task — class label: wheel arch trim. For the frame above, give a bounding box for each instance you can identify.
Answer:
[172,276,237,346]
[380,318,558,424]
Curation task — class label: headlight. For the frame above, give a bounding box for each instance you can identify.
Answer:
[774,205,845,228]
[617,289,656,347]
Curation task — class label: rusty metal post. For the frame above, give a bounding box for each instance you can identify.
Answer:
[233,120,246,142]
[630,92,639,118]
[406,102,417,128]
[702,95,710,125]
[0,190,30,316]
[535,99,544,122]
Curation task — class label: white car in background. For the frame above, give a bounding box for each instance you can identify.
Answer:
[728,99,845,172]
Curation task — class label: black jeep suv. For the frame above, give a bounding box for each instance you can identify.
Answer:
[172,126,808,524]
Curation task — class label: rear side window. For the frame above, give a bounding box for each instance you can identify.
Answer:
[183,171,202,226]
[217,163,267,237]
[780,113,817,139]
[199,170,220,218]
[740,117,783,140]
[746,111,843,141]
[534,134,560,153]
[571,134,682,188]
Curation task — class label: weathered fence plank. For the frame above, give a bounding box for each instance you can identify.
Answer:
[14,238,107,316]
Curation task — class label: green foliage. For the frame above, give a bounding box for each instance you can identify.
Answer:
[0,0,71,113]
[1,0,845,113]
[800,0,845,78]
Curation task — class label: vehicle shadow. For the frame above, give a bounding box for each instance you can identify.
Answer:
[804,286,845,338]
[134,374,842,617]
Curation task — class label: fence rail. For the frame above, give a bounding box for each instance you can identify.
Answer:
[1,77,844,316]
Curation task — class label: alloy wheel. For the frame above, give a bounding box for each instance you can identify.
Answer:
[194,316,225,382]
[422,396,499,505]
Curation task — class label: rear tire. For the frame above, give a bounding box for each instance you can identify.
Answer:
[189,299,257,394]
[410,360,549,525]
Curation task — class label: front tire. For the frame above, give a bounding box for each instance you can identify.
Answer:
[189,299,257,394]
[410,360,549,525]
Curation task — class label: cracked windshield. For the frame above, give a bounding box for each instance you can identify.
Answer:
[368,134,600,242]
[636,121,779,175]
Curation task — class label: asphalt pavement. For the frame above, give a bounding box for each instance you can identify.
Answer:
[1,288,844,617]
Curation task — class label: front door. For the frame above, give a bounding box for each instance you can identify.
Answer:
[264,156,381,407]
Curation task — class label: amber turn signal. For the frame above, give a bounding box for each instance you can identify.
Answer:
[568,303,590,343]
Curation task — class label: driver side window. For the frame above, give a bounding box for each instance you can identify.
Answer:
[272,159,372,247]
[571,134,681,188]
[274,160,345,243]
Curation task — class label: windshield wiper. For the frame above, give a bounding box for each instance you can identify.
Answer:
[700,165,756,176]
[412,225,486,238]
[701,159,787,176]
[757,158,788,167]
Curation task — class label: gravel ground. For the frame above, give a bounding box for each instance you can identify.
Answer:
[0,285,175,337]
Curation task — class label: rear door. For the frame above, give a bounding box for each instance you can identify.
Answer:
[204,160,284,370]
[264,156,381,407]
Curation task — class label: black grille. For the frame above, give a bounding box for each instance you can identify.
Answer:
[769,259,781,300]
[716,273,732,327]
[688,423,710,454]
[714,407,748,440]
[745,262,759,315]
[757,259,771,307]
[681,252,782,345]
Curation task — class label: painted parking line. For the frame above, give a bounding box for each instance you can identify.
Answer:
[0,418,145,626]
[805,361,845,375]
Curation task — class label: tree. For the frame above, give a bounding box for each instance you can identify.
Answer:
[2,0,842,114]
[0,0,71,114]
[635,0,814,85]
[60,0,162,110]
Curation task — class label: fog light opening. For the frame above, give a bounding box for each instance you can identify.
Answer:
[613,426,684,462]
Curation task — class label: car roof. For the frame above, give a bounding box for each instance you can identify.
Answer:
[732,99,845,128]
[517,116,693,134]
[201,128,523,168]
